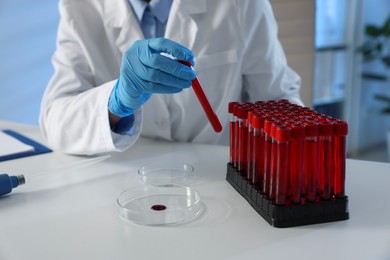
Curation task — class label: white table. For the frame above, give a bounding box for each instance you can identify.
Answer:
[1,120,389,260]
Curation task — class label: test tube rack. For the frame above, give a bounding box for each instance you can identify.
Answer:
[226,164,349,227]
[226,100,349,228]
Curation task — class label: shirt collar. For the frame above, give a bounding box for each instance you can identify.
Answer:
[128,0,172,24]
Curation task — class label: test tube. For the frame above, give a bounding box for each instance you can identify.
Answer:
[275,125,291,205]
[269,122,285,201]
[333,120,348,199]
[318,121,334,200]
[262,118,278,197]
[233,104,241,169]
[178,60,222,132]
[304,121,319,202]
[289,123,306,204]
[251,113,265,189]
[237,106,250,174]
[229,102,239,165]
[246,111,255,181]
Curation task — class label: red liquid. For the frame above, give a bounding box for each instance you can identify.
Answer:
[330,139,335,197]
[247,124,254,180]
[268,139,277,200]
[230,121,236,164]
[237,119,248,173]
[304,138,318,202]
[252,128,264,188]
[263,134,272,196]
[178,60,222,132]
[334,136,346,198]
[258,130,265,191]
[234,119,240,169]
[289,139,304,203]
[151,204,167,211]
[276,142,289,205]
[319,136,332,200]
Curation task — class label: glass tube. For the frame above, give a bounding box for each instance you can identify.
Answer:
[275,126,291,205]
[304,122,319,202]
[333,120,348,199]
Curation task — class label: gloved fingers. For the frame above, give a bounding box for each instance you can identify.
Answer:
[136,63,193,89]
[147,38,194,62]
[140,52,196,81]
[142,81,185,94]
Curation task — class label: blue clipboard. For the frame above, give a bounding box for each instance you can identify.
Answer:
[0,130,52,162]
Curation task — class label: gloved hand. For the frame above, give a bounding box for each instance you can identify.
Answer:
[108,38,196,117]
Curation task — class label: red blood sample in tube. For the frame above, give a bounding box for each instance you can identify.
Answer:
[289,123,305,204]
[275,125,291,205]
[229,102,239,165]
[178,60,222,133]
[269,122,285,200]
[263,118,278,196]
[246,111,255,180]
[304,122,319,202]
[233,105,241,169]
[237,107,249,174]
[252,114,265,189]
[318,121,334,200]
[333,120,348,198]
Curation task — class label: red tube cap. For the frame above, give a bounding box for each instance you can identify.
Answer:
[275,125,291,142]
[237,106,249,119]
[305,122,319,137]
[318,121,334,136]
[233,104,241,117]
[252,114,265,129]
[290,123,306,139]
[264,119,279,135]
[333,120,348,136]
[248,111,256,125]
[228,102,239,113]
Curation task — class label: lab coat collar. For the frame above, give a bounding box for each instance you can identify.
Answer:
[104,0,207,27]
[104,0,133,28]
[128,0,147,24]
[104,0,143,53]
[103,0,207,53]
[127,0,172,24]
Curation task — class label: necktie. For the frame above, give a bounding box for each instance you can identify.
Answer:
[141,5,157,39]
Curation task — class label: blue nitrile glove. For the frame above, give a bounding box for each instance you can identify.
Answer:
[108,38,196,117]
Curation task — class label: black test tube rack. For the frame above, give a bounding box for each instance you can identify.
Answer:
[226,163,349,228]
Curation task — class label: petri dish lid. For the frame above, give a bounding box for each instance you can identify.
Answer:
[138,162,195,185]
[117,184,201,225]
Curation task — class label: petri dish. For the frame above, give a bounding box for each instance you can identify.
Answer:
[117,184,201,225]
[138,162,195,185]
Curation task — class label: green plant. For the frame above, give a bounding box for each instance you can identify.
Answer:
[357,15,390,113]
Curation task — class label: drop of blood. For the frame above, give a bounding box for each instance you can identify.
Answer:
[151,204,167,211]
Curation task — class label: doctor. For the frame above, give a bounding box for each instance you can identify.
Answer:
[39,0,302,155]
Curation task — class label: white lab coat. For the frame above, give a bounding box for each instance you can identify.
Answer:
[39,0,302,155]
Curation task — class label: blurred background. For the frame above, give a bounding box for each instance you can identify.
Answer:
[0,0,389,162]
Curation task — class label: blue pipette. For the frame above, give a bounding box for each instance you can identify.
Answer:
[0,174,25,196]
[0,155,110,197]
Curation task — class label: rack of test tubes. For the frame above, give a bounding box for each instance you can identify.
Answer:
[226,100,349,228]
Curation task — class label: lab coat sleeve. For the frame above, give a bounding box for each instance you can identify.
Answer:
[237,0,303,105]
[39,2,142,155]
